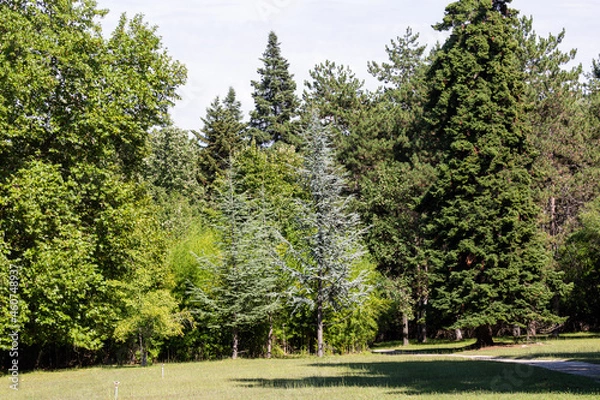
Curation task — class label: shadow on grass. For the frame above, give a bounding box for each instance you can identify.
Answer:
[234,359,600,395]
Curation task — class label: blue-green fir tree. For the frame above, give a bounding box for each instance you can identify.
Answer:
[282,115,369,357]
[189,166,281,359]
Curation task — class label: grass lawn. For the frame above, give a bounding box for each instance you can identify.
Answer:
[2,346,599,400]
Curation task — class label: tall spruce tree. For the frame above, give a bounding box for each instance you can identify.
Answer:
[282,115,369,357]
[196,88,246,185]
[419,0,567,347]
[249,31,300,147]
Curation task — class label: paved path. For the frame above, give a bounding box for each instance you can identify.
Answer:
[453,355,600,382]
[373,349,600,382]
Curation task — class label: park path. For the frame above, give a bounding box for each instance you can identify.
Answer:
[373,349,600,382]
[452,355,600,382]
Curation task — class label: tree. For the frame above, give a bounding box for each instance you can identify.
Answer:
[559,197,600,330]
[189,167,281,359]
[196,88,246,184]
[282,115,369,357]
[0,0,185,364]
[303,60,367,143]
[418,0,567,347]
[518,18,600,252]
[363,27,434,342]
[249,31,300,147]
[145,125,202,197]
[110,200,186,367]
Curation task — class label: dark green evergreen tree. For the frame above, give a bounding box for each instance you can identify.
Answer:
[249,31,300,147]
[419,0,567,347]
[196,87,246,185]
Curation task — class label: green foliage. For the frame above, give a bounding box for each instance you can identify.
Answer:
[0,0,186,362]
[420,0,568,344]
[196,87,247,184]
[108,195,186,365]
[145,126,202,198]
[233,144,304,239]
[190,167,282,358]
[250,31,300,147]
[518,17,600,248]
[282,115,370,356]
[303,60,367,142]
[0,2,186,178]
[302,61,395,188]
[325,257,385,354]
[0,161,108,350]
[559,198,600,328]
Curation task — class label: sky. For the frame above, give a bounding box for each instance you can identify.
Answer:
[95,0,600,131]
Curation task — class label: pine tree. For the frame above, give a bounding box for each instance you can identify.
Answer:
[249,31,300,147]
[195,87,246,184]
[419,0,567,347]
[518,18,599,251]
[282,115,369,357]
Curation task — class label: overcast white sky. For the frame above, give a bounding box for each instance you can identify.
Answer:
[96,0,600,131]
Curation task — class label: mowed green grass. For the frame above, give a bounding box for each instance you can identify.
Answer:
[2,338,599,400]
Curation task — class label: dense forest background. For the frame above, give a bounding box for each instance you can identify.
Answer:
[1,0,600,369]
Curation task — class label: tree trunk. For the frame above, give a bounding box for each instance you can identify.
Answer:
[455,328,463,342]
[550,196,557,236]
[527,322,537,342]
[418,298,428,343]
[267,314,273,359]
[232,327,239,359]
[417,264,428,343]
[139,330,147,367]
[317,299,324,357]
[402,313,409,346]
[282,324,287,355]
[513,325,521,339]
[475,325,494,348]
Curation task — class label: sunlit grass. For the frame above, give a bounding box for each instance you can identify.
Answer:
[2,347,599,400]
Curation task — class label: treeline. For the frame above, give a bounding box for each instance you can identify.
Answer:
[1,0,600,369]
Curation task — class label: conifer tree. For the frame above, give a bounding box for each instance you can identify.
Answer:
[419,0,567,347]
[249,31,300,147]
[189,167,280,359]
[518,18,600,251]
[145,126,201,196]
[196,87,246,184]
[282,115,369,357]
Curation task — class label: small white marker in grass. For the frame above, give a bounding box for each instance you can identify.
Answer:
[113,381,120,400]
